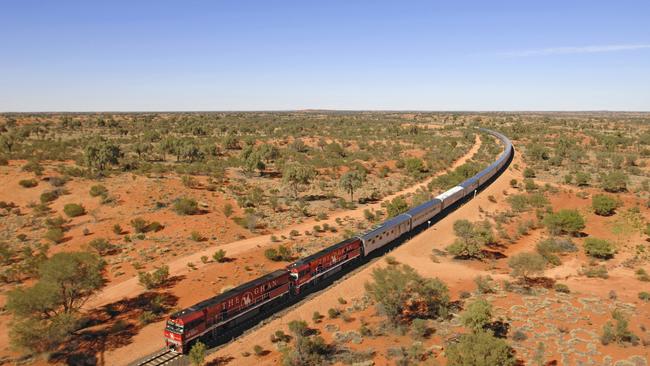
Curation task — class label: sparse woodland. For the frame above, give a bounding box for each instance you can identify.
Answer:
[1,111,650,365]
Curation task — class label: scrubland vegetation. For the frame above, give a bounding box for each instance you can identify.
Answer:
[2,111,650,366]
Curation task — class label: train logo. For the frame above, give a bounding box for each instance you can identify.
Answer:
[242,292,253,306]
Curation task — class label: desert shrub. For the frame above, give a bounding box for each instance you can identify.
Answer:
[601,310,638,345]
[22,161,44,175]
[189,341,206,366]
[523,168,535,178]
[385,196,408,218]
[474,275,495,294]
[312,311,322,323]
[446,220,493,259]
[89,185,108,197]
[364,264,449,324]
[63,203,85,217]
[535,237,577,266]
[88,238,117,255]
[19,179,38,188]
[212,249,227,263]
[582,265,608,278]
[543,209,585,236]
[446,330,516,366]
[509,179,518,188]
[508,252,546,281]
[636,268,650,282]
[385,256,399,265]
[327,308,340,319]
[130,217,148,233]
[147,221,164,232]
[288,319,309,337]
[592,194,620,216]
[40,190,59,204]
[554,283,570,293]
[584,238,615,259]
[575,171,590,186]
[411,318,428,339]
[223,203,233,217]
[48,176,67,187]
[601,171,628,192]
[139,310,156,325]
[460,298,493,332]
[190,231,203,241]
[507,194,528,212]
[112,224,123,235]
[44,227,65,243]
[138,265,170,289]
[173,197,199,215]
[253,345,264,356]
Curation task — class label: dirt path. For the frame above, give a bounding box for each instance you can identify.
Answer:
[204,139,515,365]
[88,135,484,310]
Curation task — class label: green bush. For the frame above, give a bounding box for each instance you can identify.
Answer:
[639,292,650,301]
[173,197,199,215]
[19,179,38,188]
[130,217,147,233]
[601,171,628,192]
[508,252,546,281]
[636,268,650,282]
[44,227,65,243]
[40,190,59,204]
[523,168,535,178]
[138,265,170,289]
[63,203,85,217]
[583,238,615,259]
[543,209,585,236]
[592,194,619,216]
[582,265,608,278]
[89,238,117,255]
[212,249,227,263]
[89,184,108,197]
[446,330,516,366]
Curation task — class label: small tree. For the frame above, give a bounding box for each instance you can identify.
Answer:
[584,238,615,259]
[339,170,364,202]
[283,165,316,198]
[385,196,408,218]
[460,298,493,332]
[591,194,619,216]
[508,252,546,282]
[446,330,516,366]
[88,238,117,256]
[138,265,170,289]
[189,341,206,366]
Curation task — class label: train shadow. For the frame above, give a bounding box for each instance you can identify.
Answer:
[194,148,516,355]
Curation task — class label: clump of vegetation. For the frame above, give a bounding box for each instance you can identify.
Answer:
[281,319,332,366]
[583,238,615,259]
[554,283,570,293]
[460,298,493,332]
[543,209,585,236]
[89,184,108,197]
[264,245,292,261]
[636,268,650,282]
[508,252,546,283]
[173,197,199,215]
[445,330,516,366]
[44,227,65,243]
[138,265,170,289]
[188,341,206,366]
[474,275,495,294]
[5,252,105,354]
[88,238,118,256]
[600,310,638,345]
[446,220,495,259]
[535,237,577,265]
[212,249,227,263]
[19,179,38,188]
[591,194,620,216]
[63,203,85,217]
[364,264,448,324]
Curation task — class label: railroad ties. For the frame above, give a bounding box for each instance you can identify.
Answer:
[134,349,183,366]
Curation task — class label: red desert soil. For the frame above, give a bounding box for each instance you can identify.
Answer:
[97,135,483,365]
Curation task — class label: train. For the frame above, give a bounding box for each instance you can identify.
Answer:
[164,128,513,353]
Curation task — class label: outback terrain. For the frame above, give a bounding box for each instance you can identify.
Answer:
[1,112,649,366]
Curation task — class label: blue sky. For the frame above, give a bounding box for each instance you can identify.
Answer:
[1,0,649,111]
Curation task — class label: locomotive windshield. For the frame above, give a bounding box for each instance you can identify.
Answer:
[166,321,184,333]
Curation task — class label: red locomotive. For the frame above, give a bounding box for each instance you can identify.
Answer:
[164,269,291,353]
[287,237,362,293]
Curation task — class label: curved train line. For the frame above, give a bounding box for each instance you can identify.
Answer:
[131,127,513,365]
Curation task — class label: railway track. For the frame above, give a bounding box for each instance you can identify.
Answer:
[132,349,183,366]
